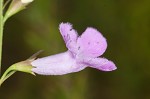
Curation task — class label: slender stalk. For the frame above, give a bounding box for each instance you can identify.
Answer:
[3,0,11,10]
[0,66,16,86]
[0,0,4,75]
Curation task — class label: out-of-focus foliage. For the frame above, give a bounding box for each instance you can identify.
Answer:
[0,0,150,99]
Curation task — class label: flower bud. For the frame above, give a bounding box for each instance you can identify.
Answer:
[21,0,33,3]
[4,0,33,22]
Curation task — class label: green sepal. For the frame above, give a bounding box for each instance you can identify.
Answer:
[10,60,35,75]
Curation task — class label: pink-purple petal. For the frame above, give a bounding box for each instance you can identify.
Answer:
[77,27,107,57]
[59,23,78,55]
[79,57,117,71]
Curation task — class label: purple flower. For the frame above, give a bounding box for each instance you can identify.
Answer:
[31,22,117,75]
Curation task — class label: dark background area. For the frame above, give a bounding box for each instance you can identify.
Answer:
[0,0,150,99]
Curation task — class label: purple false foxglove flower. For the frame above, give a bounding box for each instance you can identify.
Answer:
[31,22,117,75]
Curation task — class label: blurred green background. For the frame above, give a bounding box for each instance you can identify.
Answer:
[0,0,150,99]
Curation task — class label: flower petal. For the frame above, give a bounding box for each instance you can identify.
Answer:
[79,57,116,71]
[59,23,78,55]
[31,51,86,75]
[77,28,107,57]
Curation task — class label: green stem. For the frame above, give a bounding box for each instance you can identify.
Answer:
[0,0,4,75]
[0,66,16,86]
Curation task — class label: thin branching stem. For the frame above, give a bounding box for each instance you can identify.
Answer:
[0,0,4,75]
